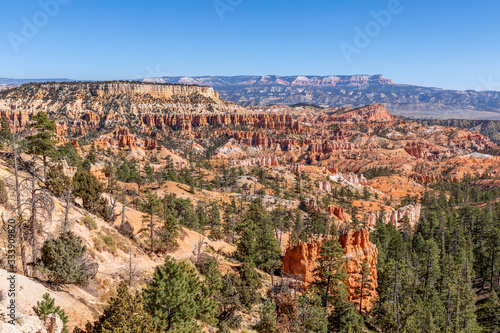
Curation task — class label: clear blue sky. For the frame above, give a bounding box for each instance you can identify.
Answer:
[0,0,499,91]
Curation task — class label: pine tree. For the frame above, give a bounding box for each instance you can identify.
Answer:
[256,300,278,333]
[143,256,214,332]
[33,293,69,333]
[236,262,262,308]
[255,213,281,286]
[312,238,348,308]
[80,282,156,333]
[40,231,98,286]
[0,115,12,148]
[157,212,179,252]
[25,111,56,180]
[140,192,161,253]
[354,259,374,315]
[479,288,500,331]
[235,209,258,264]
[208,202,223,240]
[328,296,364,333]
[72,169,107,215]
[218,273,244,328]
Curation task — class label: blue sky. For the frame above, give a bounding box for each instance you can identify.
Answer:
[0,0,499,91]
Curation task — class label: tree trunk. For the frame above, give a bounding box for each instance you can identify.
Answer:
[31,173,38,278]
[491,242,496,290]
[63,184,72,232]
[394,263,401,333]
[360,274,364,314]
[150,208,154,253]
[13,125,26,274]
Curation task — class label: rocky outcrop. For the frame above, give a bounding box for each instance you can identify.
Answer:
[329,172,368,188]
[233,156,279,167]
[114,127,136,148]
[144,138,158,150]
[328,205,349,222]
[323,104,395,123]
[290,164,305,174]
[86,82,220,100]
[365,204,421,229]
[51,159,77,178]
[143,113,302,133]
[89,163,106,181]
[0,312,64,333]
[449,131,496,151]
[404,142,451,161]
[93,136,116,148]
[339,229,378,312]
[319,181,332,194]
[301,197,319,211]
[281,229,378,311]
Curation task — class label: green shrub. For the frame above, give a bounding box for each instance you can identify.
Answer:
[81,216,97,230]
[100,235,117,253]
[33,293,69,333]
[40,231,98,286]
[46,169,70,197]
[94,234,117,254]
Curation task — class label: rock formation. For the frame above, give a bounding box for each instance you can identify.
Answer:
[0,312,64,333]
[233,156,279,167]
[89,163,107,181]
[328,205,349,222]
[114,127,136,148]
[322,104,395,123]
[319,181,332,194]
[290,164,305,174]
[364,203,421,229]
[329,172,368,188]
[146,113,302,133]
[281,229,378,311]
[339,229,378,312]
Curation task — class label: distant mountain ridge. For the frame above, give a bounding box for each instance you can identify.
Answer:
[144,74,394,87]
[145,75,500,119]
[2,76,500,119]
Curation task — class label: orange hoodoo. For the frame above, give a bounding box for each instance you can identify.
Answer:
[282,229,378,312]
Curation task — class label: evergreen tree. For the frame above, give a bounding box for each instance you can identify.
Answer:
[328,296,363,333]
[354,259,374,315]
[256,300,278,333]
[33,293,69,333]
[208,202,223,240]
[236,262,262,308]
[72,169,107,216]
[40,231,98,286]
[235,204,259,264]
[143,256,215,332]
[80,282,156,333]
[312,238,348,308]
[217,273,244,329]
[478,288,500,331]
[157,212,179,253]
[0,115,12,148]
[25,111,56,180]
[140,192,161,253]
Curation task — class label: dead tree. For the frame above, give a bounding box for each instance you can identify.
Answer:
[62,182,73,232]
[17,154,54,277]
[119,247,141,287]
